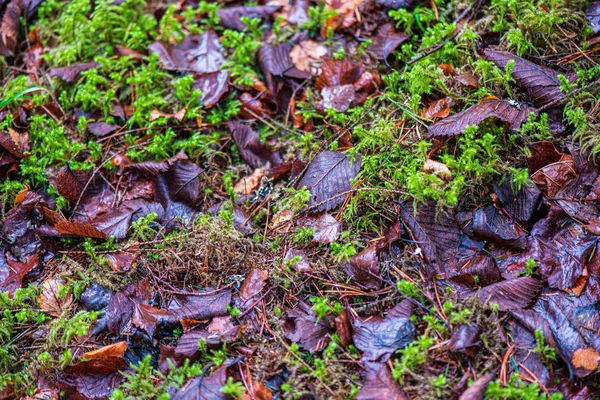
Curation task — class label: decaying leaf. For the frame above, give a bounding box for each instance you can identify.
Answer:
[39,278,74,317]
[297,212,341,244]
[475,277,543,311]
[422,159,452,181]
[483,49,577,107]
[422,98,451,120]
[290,40,327,74]
[284,301,334,352]
[0,0,22,56]
[49,62,99,83]
[229,121,283,169]
[353,300,415,362]
[171,366,228,400]
[344,244,381,290]
[297,151,362,212]
[356,362,408,400]
[234,168,264,195]
[427,100,535,139]
[217,5,279,31]
[369,23,410,62]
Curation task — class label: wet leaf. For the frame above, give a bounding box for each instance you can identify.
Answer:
[0,0,22,57]
[334,309,353,347]
[483,49,577,107]
[105,278,152,336]
[427,100,535,139]
[587,2,600,34]
[194,71,230,108]
[493,180,542,222]
[217,5,279,31]
[458,372,494,400]
[531,157,576,198]
[166,289,232,322]
[369,23,410,62]
[0,129,30,159]
[447,324,481,357]
[471,205,528,251]
[239,269,268,307]
[171,366,228,400]
[356,362,408,400]
[229,121,283,169]
[49,62,99,83]
[39,278,74,317]
[87,122,120,137]
[344,244,381,290]
[475,277,543,311]
[353,301,416,362]
[284,248,311,272]
[258,42,311,79]
[0,252,38,295]
[375,0,419,8]
[234,168,264,195]
[149,31,223,74]
[297,151,362,212]
[105,247,138,272]
[526,141,564,174]
[154,159,203,208]
[284,301,334,352]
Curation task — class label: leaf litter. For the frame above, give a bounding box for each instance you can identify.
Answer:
[1,0,600,399]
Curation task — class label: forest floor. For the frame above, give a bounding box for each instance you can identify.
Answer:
[1,0,600,399]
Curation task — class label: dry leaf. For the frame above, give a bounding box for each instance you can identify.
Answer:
[422,159,452,181]
[39,278,74,317]
[290,40,327,74]
[234,168,264,194]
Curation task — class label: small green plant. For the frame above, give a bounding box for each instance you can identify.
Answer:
[220,377,246,399]
[486,374,562,400]
[532,329,556,365]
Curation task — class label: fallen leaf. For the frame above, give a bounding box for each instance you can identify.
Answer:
[239,269,268,306]
[422,98,451,120]
[105,247,138,272]
[298,212,341,244]
[217,5,279,31]
[447,324,481,357]
[284,248,311,272]
[587,2,600,34]
[234,168,264,195]
[483,49,577,107]
[154,159,203,208]
[49,62,99,83]
[290,40,327,74]
[149,108,186,122]
[39,278,74,317]
[0,129,30,159]
[475,277,543,311]
[171,367,228,400]
[572,348,600,372]
[0,252,38,295]
[334,309,353,347]
[471,205,528,251]
[229,121,283,169]
[284,301,334,352]
[193,71,230,108]
[459,372,495,400]
[493,180,542,222]
[344,245,381,290]
[87,122,120,137]
[526,141,564,174]
[297,151,362,212]
[356,362,408,400]
[369,23,410,62]
[0,0,22,57]
[149,31,223,74]
[258,42,311,79]
[105,278,152,336]
[353,300,415,362]
[427,100,535,139]
[422,159,452,181]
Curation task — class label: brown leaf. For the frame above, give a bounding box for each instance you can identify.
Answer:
[82,341,128,361]
[427,100,535,139]
[105,279,152,336]
[483,49,577,107]
[0,252,38,295]
[258,42,311,79]
[239,269,268,306]
[171,367,228,400]
[122,152,188,175]
[39,206,105,239]
[297,151,362,212]
[0,0,22,57]
[344,245,381,290]
[447,324,481,357]
[471,205,528,251]
[166,289,232,322]
[39,278,74,317]
[87,122,120,137]
[290,40,327,74]
[369,23,410,62]
[0,129,30,159]
[422,159,452,181]
[334,309,353,347]
[316,59,364,89]
[526,141,564,174]
[531,158,576,198]
[459,372,495,400]
[234,168,264,195]
[105,247,138,272]
[422,98,451,120]
[475,277,543,311]
[153,159,203,209]
[284,301,334,352]
[284,248,311,273]
[217,5,279,31]
[587,2,600,34]
[229,121,283,169]
[194,71,230,108]
[149,31,223,74]
[572,348,600,372]
[494,180,542,222]
[49,62,99,83]
[356,362,408,400]
[353,301,415,362]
